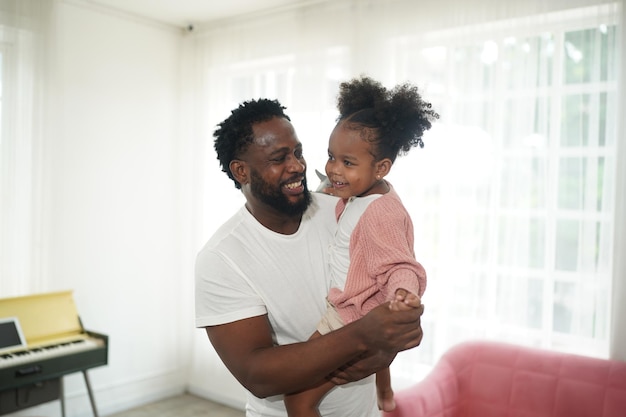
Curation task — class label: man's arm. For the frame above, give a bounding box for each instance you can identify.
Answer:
[205,301,423,398]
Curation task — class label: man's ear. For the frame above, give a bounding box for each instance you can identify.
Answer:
[230,160,248,185]
[376,158,392,179]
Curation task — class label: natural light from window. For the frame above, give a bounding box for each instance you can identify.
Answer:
[199,3,619,388]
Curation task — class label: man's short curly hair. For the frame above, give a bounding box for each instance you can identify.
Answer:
[214,98,291,189]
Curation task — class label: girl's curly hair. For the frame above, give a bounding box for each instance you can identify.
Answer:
[213,99,291,189]
[337,75,439,162]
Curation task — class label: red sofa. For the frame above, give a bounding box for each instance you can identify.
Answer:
[385,340,626,417]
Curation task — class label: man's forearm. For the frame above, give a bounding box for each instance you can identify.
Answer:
[246,307,422,395]
[244,325,370,396]
[207,303,423,398]
[206,315,369,398]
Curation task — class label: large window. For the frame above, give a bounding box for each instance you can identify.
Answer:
[388,6,618,385]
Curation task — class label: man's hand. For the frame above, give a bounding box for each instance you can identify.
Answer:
[362,300,424,351]
[328,301,424,384]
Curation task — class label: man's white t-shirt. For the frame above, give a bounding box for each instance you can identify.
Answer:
[195,192,378,417]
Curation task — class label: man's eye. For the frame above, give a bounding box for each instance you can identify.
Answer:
[295,149,303,159]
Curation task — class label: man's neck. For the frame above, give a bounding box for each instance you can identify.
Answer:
[245,203,302,235]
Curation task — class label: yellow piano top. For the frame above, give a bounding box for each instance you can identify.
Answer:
[0,290,86,347]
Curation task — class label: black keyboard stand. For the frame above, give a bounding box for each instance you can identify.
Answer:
[59,370,99,417]
[0,369,100,417]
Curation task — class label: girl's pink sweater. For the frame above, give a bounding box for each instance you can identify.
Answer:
[327,187,426,325]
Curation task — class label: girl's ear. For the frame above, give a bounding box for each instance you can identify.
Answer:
[376,158,392,179]
[229,160,248,185]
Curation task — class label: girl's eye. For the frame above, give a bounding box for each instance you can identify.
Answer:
[344,160,353,166]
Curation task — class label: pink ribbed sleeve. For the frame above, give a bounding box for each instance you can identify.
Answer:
[327,188,426,325]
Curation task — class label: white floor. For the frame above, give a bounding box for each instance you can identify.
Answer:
[107,394,245,417]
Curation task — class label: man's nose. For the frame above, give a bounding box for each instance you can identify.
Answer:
[287,155,305,172]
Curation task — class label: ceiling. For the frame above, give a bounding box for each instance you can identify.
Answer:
[86,0,311,28]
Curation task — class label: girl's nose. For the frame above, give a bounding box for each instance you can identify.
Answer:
[325,160,338,176]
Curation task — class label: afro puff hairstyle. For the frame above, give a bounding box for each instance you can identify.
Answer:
[336,75,439,162]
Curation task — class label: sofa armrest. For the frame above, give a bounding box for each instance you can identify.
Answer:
[385,359,460,417]
[386,340,626,417]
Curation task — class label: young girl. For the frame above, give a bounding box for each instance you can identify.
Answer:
[284,75,439,416]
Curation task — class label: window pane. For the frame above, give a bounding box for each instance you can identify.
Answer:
[553,281,575,332]
[502,97,550,148]
[452,43,495,94]
[555,219,578,271]
[452,273,484,317]
[500,156,547,209]
[561,93,610,147]
[564,26,616,84]
[599,25,617,82]
[598,92,608,146]
[502,34,554,90]
[561,94,590,146]
[556,218,609,273]
[558,157,605,212]
[558,157,584,210]
[454,213,490,263]
[497,275,543,329]
[497,216,545,268]
[596,156,606,211]
[553,280,606,339]
[564,29,592,84]
[452,100,490,128]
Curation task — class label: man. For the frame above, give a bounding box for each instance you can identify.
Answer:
[195,98,424,417]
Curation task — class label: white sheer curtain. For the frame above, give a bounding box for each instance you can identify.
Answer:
[611,0,626,362]
[188,0,623,385]
[0,0,51,296]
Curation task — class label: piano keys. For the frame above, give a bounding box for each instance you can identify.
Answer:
[0,291,108,416]
[0,335,104,371]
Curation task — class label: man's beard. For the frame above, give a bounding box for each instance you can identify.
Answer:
[250,170,312,216]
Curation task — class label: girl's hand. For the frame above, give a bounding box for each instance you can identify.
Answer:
[390,288,422,311]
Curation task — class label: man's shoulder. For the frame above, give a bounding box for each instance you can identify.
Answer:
[305,192,339,223]
[312,191,339,207]
[198,207,247,254]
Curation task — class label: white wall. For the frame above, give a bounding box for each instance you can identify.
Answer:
[187,331,247,410]
[6,2,194,416]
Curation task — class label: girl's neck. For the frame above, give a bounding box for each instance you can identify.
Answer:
[357,179,390,198]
